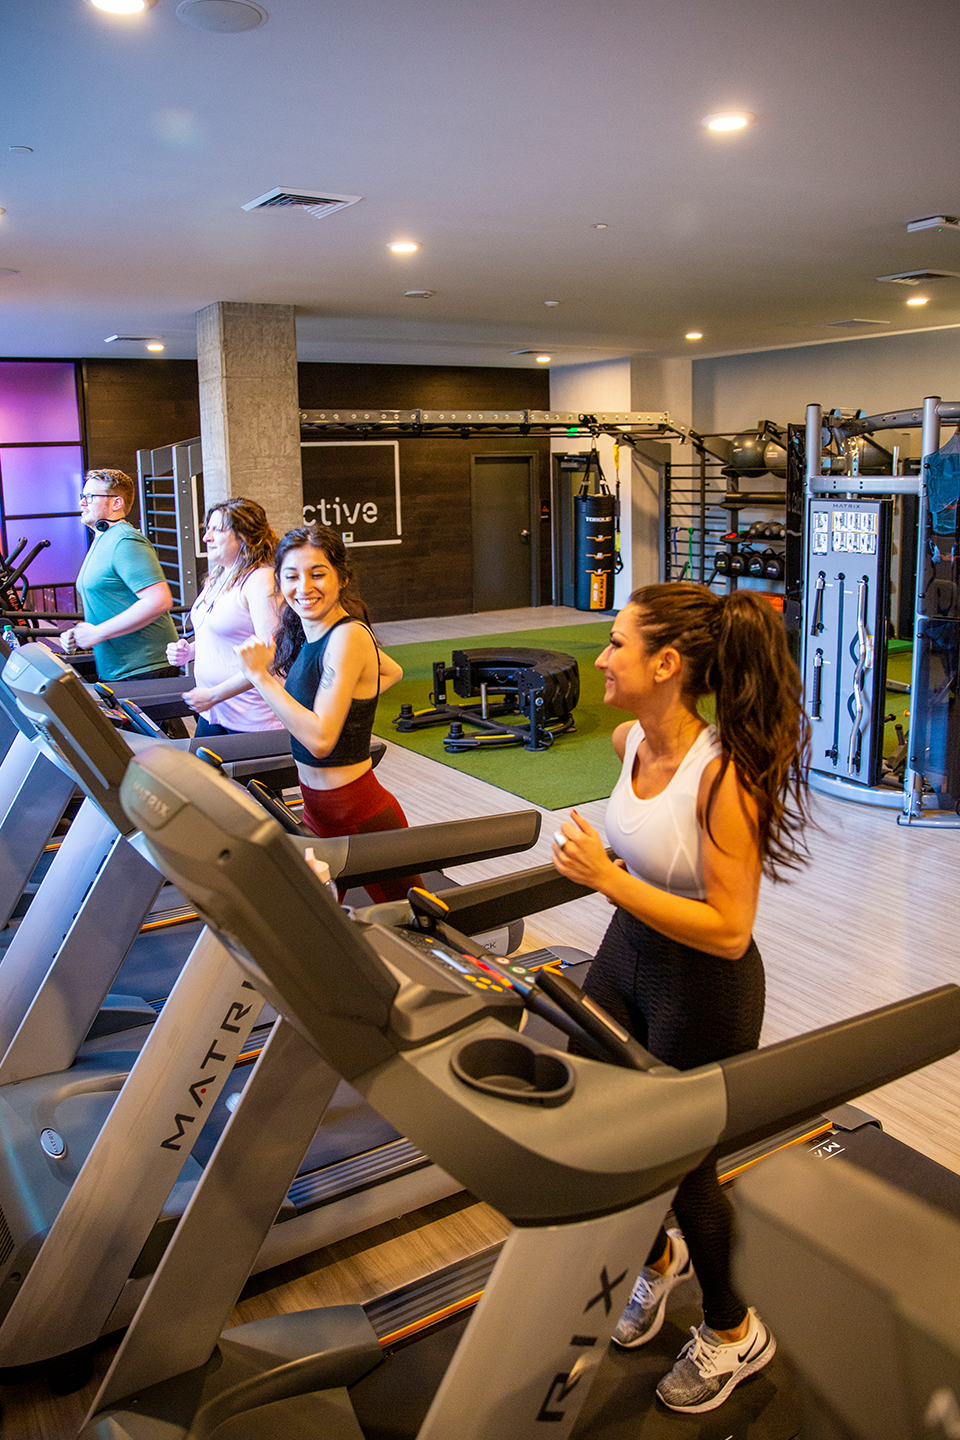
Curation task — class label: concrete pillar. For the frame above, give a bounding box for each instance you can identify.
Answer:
[196,302,303,535]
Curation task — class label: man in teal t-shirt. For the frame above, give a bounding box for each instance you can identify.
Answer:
[62,469,179,682]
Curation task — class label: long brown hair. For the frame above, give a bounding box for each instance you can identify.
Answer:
[629,582,811,879]
[271,524,370,676]
[203,497,278,592]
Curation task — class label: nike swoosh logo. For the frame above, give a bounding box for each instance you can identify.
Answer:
[738,1338,762,1363]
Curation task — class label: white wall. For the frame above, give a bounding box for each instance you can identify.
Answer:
[692,325,960,442]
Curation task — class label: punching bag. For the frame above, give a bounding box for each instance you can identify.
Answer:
[574,489,616,611]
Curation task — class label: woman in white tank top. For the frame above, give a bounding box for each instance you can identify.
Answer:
[553,583,810,1416]
[166,498,282,735]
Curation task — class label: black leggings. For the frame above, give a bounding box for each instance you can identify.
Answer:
[581,906,765,1332]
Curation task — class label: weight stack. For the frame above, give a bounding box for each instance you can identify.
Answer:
[574,492,616,611]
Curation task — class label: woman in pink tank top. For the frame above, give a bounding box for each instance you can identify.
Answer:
[166,498,282,735]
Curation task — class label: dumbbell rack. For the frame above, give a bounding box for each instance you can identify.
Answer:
[664,446,787,600]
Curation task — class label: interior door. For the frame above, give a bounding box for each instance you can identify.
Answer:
[470,454,537,611]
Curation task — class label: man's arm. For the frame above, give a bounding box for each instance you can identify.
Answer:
[68,581,173,651]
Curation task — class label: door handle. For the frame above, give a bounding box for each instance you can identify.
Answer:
[519,529,531,545]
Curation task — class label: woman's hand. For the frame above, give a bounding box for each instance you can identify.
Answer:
[551,809,617,893]
[237,635,275,683]
[167,638,194,666]
[183,686,218,714]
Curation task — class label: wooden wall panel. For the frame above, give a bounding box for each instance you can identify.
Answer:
[298,365,551,621]
[81,359,201,476]
[80,358,552,618]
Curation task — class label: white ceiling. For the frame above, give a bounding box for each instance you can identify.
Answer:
[3,0,960,372]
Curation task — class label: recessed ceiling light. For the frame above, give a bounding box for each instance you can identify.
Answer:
[389,241,418,254]
[906,295,929,306]
[544,300,560,307]
[685,331,703,340]
[0,270,19,277]
[90,0,156,12]
[536,355,551,364]
[176,0,267,31]
[8,147,33,156]
[403,290,434,298]
[146,342,165,351]
[592,223,608,230]
[702,111,755,132]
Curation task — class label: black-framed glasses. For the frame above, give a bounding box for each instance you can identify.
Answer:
[79,491,111,504]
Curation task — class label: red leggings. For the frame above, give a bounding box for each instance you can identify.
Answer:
[299,768,424,904]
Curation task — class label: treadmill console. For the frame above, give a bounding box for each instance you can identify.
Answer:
[364,921,527,1045]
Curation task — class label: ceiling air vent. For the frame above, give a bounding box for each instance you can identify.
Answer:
[241,188,362,220]
[815,319,891,330]
[876,269,960,285]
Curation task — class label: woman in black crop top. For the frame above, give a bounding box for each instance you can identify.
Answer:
[237,524,421,904]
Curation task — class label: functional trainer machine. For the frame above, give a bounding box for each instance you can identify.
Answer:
[801,397,960,825]
[78,742,960,1440]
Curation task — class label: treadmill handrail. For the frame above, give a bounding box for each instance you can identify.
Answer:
[718,983,960,1155]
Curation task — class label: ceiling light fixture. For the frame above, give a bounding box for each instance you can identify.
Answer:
[592,223,608,230]
[906,295,929,306]
[685,331,703,340]
[403,290,434,298]
[906,215,960,233]
[536,355,551,364]
[544,300,560,307]
[8,147,33,155]
[146,342,165,351]
[90,0,156,12]
[0,270,19,277]
[389,241,418,254]
[702,111,755,132]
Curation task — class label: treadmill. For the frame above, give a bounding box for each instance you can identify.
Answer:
[0,644,302,1069]
[0,637,78,928]
[78,742,960,1440]
[0,644,556,1368]
[735,1146,960,1440]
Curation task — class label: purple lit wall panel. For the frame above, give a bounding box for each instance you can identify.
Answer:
[0,362,81,444]
[3,516,89,587]
[1,446,84,516]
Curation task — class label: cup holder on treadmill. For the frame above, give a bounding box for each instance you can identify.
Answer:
[450,1034,575,1107]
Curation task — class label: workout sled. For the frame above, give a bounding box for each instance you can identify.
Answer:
[395,646,579,750]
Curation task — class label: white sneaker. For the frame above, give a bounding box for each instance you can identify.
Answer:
[656,1308,776,1413]
[611,1229,692,1348]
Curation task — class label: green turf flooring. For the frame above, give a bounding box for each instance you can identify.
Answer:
[374,622,622,811]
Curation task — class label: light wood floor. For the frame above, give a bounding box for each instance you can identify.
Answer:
[7,603,960,1438]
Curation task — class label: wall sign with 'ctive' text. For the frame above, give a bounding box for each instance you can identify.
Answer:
[300,441,402,548]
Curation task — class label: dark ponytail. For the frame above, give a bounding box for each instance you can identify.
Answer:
[630,583,811,878]
[271,524,371,677]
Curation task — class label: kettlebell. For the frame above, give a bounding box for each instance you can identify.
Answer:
[729,549,747,576]
[746,548,766,577]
